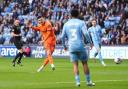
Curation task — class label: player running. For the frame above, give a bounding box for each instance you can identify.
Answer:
[61,9,95,86]
[11,20,26,67]
[88,18,106,66]
[28,16,56,72]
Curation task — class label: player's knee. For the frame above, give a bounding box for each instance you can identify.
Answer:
[82,60,87,64]
[47,50,51,55]
[19,49,23,53]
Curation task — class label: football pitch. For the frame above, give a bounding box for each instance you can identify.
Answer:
[0,57,128,89]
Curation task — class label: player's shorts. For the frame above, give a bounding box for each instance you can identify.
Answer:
[14,40,23,49]
[69,50,88,62]
[44,40,56,50]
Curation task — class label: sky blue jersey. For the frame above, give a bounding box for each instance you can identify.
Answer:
[88,25,102,44]
[61,18,92,52]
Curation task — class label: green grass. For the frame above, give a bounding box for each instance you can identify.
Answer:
[0,57,128,89]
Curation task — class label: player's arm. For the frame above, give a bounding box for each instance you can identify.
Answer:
[27,21,40,31]
[81,22,92,44]
[61,24,67,50]
[31,26,40,31]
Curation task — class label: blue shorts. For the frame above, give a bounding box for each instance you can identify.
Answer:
[69,50,88,62]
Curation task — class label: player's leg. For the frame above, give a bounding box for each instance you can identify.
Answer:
[93,44,99,63]
[81,61,95,86]
[17,42,25,66]
[47,45,55,70]
[37,58,49,72]
[70,52,80,86]
[98,50,106,66]
[73,61,80,86]
[17,48,24,66]
[93,52,98,63]
[12,51,21,66]
[37,45,55,72]
[80,51,95,86]
[97,44,106,66]
[43,58,49,67]
[12,42,23,66]
[93,43,106,66]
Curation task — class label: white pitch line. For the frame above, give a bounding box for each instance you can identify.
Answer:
[55,79,128,84]
[23,79,128,86]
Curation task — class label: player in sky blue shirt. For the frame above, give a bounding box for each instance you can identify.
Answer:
[88,18,106,66]
[61,9,95,87]
[62,17,91,53]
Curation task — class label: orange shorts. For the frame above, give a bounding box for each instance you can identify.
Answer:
[44,41,56,53]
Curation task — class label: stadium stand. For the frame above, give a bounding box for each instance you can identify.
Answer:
[0,0,128,45]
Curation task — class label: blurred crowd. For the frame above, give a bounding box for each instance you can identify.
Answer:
[0,0,128,46]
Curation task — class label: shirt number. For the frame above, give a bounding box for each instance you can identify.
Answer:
[70,29,77,41]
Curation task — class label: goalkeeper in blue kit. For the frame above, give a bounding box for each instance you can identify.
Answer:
[61,9,95,86]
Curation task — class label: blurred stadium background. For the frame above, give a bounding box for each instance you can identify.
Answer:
[0,0,128,89]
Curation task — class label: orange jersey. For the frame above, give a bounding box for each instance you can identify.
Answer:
[31,21,56,45]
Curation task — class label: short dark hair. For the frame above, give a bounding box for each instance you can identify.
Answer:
[37,16,42,19]
[91,18,96,22]
[71,9,79,18]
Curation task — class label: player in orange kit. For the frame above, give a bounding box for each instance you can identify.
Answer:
[28,17,56,72]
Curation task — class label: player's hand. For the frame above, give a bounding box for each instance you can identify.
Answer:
[90,44,93,50]
[64,47,68,51]
[28,23,32,28]
[26,20,32,28]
